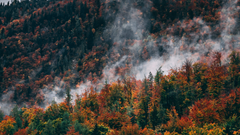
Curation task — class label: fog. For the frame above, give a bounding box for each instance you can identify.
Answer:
[1,0,240,114]
[0,0,11,4]
[68,0,240,104]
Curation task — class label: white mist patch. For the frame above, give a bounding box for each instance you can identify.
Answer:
[43,86,65,105]
[103,55,128,83]
[134,52,200,79]
[100,1,151,81]
[41,78,88,107]
[134,58,163,80]
[71,81,92,101]
[0,103,15,115]
[0,91,16,115]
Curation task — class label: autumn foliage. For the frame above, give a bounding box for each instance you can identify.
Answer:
[0,51,239,134]
[1,0,240,134]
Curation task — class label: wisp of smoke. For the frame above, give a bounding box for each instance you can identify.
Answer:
[2,0,240,113]
[72,0,240,96]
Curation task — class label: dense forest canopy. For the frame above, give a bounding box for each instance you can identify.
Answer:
[0,0,240,134]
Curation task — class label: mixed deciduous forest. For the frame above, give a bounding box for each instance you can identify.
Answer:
[1,0,240,134]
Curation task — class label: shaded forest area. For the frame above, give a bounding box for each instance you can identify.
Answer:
[1,0,240,134]
[0,0,106,104]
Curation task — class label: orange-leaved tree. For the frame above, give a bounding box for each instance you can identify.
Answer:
[0,116,16,135]
[189,98,222,125]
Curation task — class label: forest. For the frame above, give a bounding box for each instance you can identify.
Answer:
[0,0,240,134]
[1,52,240,134]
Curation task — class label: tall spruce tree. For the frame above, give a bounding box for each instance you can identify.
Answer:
[61,112,71,134]
[65,85,72,111]
[42,120,54,135]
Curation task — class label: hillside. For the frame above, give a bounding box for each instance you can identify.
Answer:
[1,52,240,134]
[1,0,240,134]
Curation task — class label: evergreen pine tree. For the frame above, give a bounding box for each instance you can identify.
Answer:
[10,106,22,131]
[154,67,163,86]
[65,85,72,111]
[150,103,158,130]
[61,112,71,134]
[0,110,3,122]
[138,96,148,129]
[15,117,22,131]
[91,123,101,135]
[74,120,89,135]
[42,120,54,135]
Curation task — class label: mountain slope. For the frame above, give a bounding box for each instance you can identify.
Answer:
[0,0,240,110]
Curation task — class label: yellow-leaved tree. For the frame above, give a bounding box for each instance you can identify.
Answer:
[0,116,16,135]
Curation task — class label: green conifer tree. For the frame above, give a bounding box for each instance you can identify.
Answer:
[60,112,71,134]
[0,110,3,122]
[42,120,54,135]
[74,120,89,135]
[91,123,101,135]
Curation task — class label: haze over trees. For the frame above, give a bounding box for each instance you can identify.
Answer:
[0,0,240,134]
